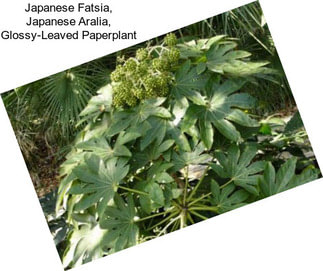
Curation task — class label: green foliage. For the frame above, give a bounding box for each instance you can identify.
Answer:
[3,61,109,143]
[210,181,249,214]
[260,158,319,197]
[3,6,316,267]
[100,194,139,252]
[284,111,304,133]
[2,2,298,200]
[172,1,294,114]
[70,155,129,215]
[62,222,109,268]
[1,61,110,185]
[211,144,265,195]
[50,34,319,268]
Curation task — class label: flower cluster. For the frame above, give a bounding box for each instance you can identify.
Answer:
[111,33,180,107]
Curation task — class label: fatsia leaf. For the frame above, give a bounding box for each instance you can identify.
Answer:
[133,97,172,120]
[180,79,256,143]
[276,157,297,192]
[211,144,265,195]
[115,130,141,146]
[135,180,166,212]
[140,117,167,151]
[172,60,208,104]
[206,40,270,76]
[59,151,87,177]
[99,194,139,252]
[62,223,109,268]
[177,40,205,59]
[199,119,214,150]
[106,98,171,136]
[56,173,77,214]
[259,159,319,197]
[78,84,113,125]
[147,160,174,183]
[289,166,320,189]
[196,62,207,74]
[177,35,226,59]
[105,111,133,136]
[70,155,129,215]
[210,180,249,214]
[76,137,131,161]
[171,142,212,172]
[212,119,241,142]
[207,79,254,119]
[145,182,165,207]
[167,122,191,151]
[180,104,200,132]
[226,109,259,127]
[131,140,174,170]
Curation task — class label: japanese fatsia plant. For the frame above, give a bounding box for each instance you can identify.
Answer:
[56,34,319,268]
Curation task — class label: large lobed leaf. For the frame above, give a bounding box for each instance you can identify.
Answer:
[69,155,129,215]
[211,144,265,195]
[259,158,319,197]
[100,195,139,252]
[210,181,249,214]
[181,79,258,147]
[206,40,271,77]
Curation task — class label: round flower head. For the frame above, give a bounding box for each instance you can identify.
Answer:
[164,33,177,46]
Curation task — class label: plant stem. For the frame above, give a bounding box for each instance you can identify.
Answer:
[171,219,180,232]
[188,192,212,207]
[220,178,234,189]
[117,185,149,196]
[186,212,195,224]
[183,166,189,205]
[189,205,218,212]
[190,210,209,220]
[157,216,180,237]
[180,210,187,229]
[171,200,182,210]
[133,175,144,181]
[187,166,209,202]
[136,209,173,223]
[147,211,179,231]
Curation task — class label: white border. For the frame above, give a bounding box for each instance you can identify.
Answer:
[1,1,323,270]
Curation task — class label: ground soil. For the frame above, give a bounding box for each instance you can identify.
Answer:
[27,139,62,198]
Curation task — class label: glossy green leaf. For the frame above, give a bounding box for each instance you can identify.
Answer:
[172,60,208,104]
[212,119,241,142]
[211,144,265,195]
[210,181,249,214]
[260,159,319,197]
[167,123,191,151]
[147,160,174,183]
[107,98,171,137]
[206,40,270,76]
[199,119,214,150]
[171,142,212,172]
[71,155,129,214]
[131,140,174,170]
[227,109,259,127]
[100,195,139,252]
[177,35,226,59]
[76,137,131,161]
[180,79,256,142]
[79,84,113,125]
[62,223,109,268]
[140,117,167,151]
